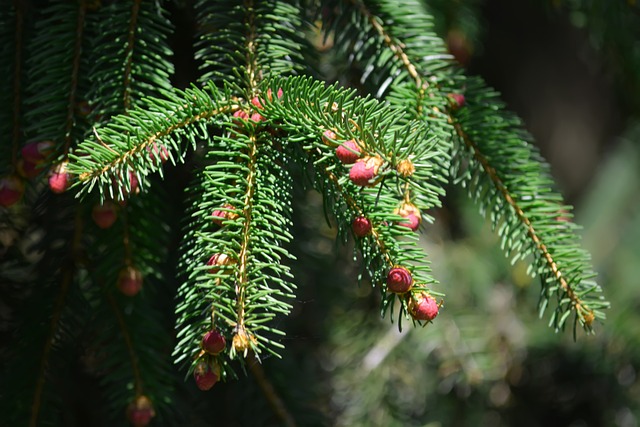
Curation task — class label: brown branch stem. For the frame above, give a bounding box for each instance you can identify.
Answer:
[106,291,144,395]
[247,351,297,427]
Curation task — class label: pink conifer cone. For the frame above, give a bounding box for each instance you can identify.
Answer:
[335,139,361,164]
[349,156,383,186]
[0,175,24,207]
[409,292,439,321]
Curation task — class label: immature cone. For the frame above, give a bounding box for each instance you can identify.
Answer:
[232,326,257,354]
[126,395,155,427]
[0,175,25,207]
[202,329,226,355]
[408,292,439,321]
[352,216,372,237]
[335,139,361,164]
[21,140,54,163]
[48,161,71,194]
[146,142,169,165]
[395,201,421,232]
[212,204,238,226]
[206,253,233,275]
[386,266,413,293]
[194,360,219,391]
[92,201,118,229]
[17,158,40,179]
[118,266,143,296]
[396,158,415,177]
[448,93,466,110]
[232,109,249,123]
[349,156,383,186]
[321,129,337,145]
[266,87,283,101]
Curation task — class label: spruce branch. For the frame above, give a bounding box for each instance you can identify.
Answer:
[325,0,607,332]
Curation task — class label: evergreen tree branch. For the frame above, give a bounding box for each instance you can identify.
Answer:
[326,0,607,332]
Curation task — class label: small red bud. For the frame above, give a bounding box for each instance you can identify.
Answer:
[448,93,466,110]
[267,87,283,101]
[250,112,264,122]
[92,201,118,229]
[251,96,263,109]
[321,129,337,145]
[16,158,40,179]
[408,292,439,321]
[0,175,25,207]
[194,360,219,391]
[21,141,54,163]
[233,110,250,121]
[202,329,226,355]
[395,201,421,232]
[352,216,372,237]
[48,161,71,194]
[335,139,361,164]
[146,142,169,165]
[206,253,233,275]
[349,156,383,186]
[212,204,238,226]
[386,266,413,293]
[118,266,143,296]
[126,395,155,427]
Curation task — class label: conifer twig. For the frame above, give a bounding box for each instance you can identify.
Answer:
[451,122,595,323]
[351,0,595,326]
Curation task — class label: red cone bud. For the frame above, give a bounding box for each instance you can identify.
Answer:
[267,87,283,101]
[202,329,226,355]
[395,201,421,232]
[194,360,219,391]
[251,96,263,109]
[321,129,337,145]
[118,266,143,296]
[147,142,169,165]
[352,216,372,237]
[92,201,118,229]
[349,156,383,186]
[233,110,249,122]
[408,292,439,321]
[126,395,155,427]
[206,253,233,274]
[448,93,466,110]
[335,139,361,164]
[21,141,54,163]
[212,204,238,226]
[0,175,25,207]
[386,266,413,293]
[250,112,264,122]
[17,158,40,179]
[48,161,71,194]
[396,158,415,177]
